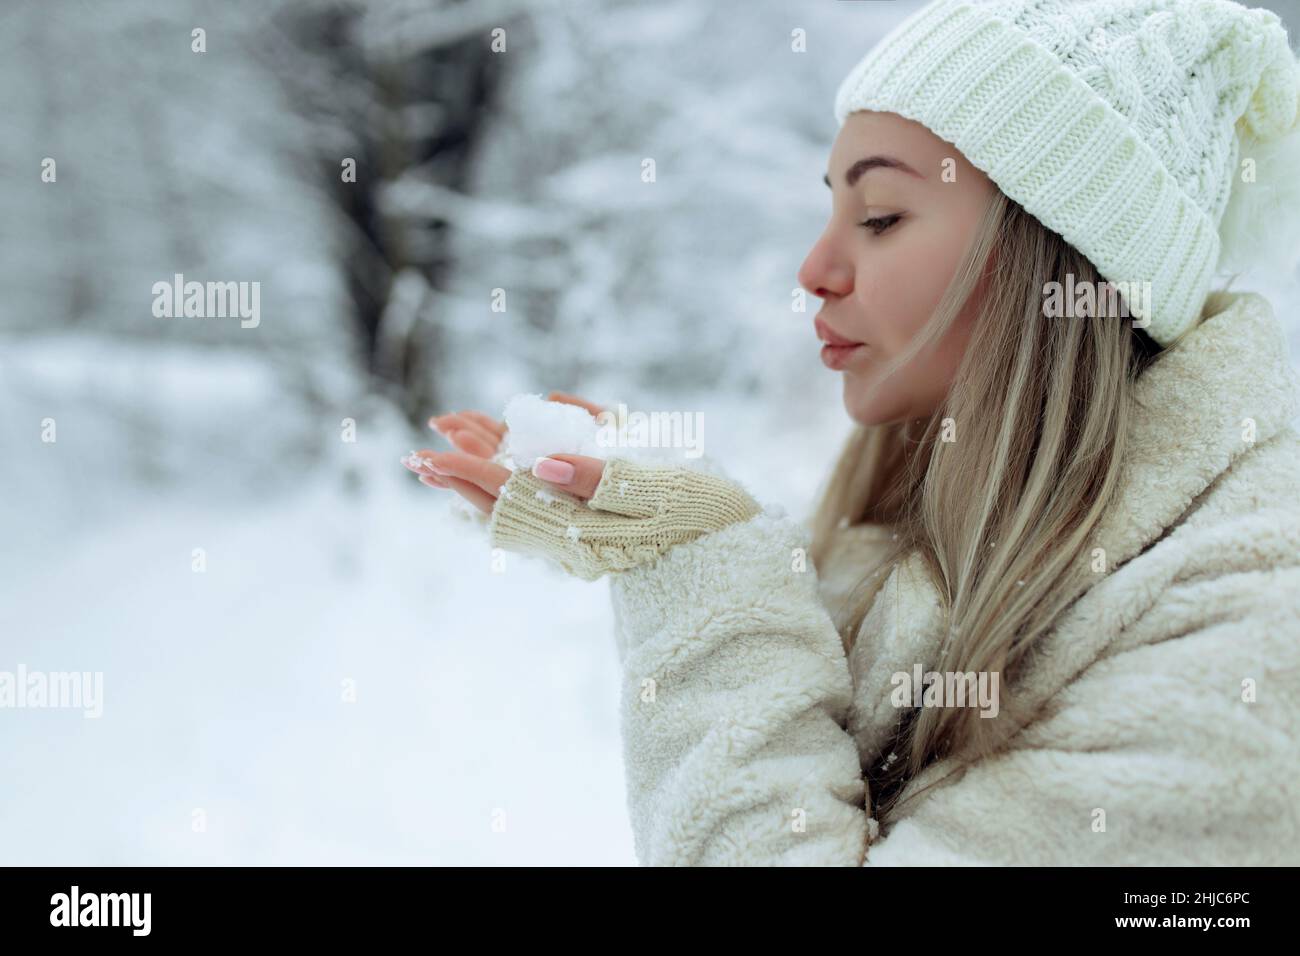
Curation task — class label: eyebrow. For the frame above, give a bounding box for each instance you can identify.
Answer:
[823,155,923,188]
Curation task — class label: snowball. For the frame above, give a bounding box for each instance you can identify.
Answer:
[500,393,602,470]
[496,392,728,474]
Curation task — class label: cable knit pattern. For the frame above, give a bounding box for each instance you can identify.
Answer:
[833,0,1300,346]
[486,457,762,581]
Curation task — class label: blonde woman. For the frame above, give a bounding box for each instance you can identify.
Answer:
[403,0,1300,865]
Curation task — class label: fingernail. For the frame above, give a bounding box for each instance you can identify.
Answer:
[532,457,574,484]
[401,452,446,475]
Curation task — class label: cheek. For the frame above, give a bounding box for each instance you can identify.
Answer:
[843,271,981,425]
[919,318,975,398]
[852,232,957,353]
[842,318,973,425]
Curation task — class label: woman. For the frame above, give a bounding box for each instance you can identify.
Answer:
[403,0,1300,865]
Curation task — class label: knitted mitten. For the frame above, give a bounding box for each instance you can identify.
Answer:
[486,457,762,581]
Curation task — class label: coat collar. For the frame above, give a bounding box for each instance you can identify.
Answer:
[1089,289,1299,572]
[846,290,1300,767]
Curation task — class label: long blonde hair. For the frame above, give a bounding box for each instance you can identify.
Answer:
[808,188,1164,822]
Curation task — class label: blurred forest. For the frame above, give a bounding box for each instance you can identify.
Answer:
[0,0,929,550]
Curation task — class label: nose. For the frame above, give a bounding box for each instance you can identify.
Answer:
[797,233,852,302]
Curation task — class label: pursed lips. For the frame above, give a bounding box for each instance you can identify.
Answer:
[815,315,864,347]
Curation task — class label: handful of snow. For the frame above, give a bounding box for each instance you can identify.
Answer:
[440,393,782,526]
[498,394,608,469]
[498,393,720,474]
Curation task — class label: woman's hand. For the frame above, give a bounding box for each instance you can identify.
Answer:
[406,390,609,513]
[426,408,505,459]
[406,423,763,581]
[427,390,605,461]
[406,391,761,580]
[401,448,608,515]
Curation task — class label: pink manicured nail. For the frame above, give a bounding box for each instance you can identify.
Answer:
[532,457,575,484]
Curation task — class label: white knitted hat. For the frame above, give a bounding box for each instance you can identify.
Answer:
[833,0,1300,346]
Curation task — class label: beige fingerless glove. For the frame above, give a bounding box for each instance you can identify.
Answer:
[486,457,762,581]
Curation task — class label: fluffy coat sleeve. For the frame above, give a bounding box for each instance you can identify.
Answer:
[482,454,871,864]
[604,508,871,865]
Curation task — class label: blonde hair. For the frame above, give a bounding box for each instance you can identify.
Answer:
[808,188,1164,822]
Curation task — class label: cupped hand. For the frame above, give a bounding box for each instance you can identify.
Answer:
[408,390,609,515]
[426,409,505,459]
[427,390,607,459]
[400,449,608,515]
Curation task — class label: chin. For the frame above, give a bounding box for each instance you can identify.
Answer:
[843,380,906,427]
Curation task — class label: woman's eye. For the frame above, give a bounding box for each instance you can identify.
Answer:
[859,214,901,236]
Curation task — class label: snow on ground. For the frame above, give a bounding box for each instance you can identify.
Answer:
[0,402,632,865]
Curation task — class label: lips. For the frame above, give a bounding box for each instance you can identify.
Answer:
[815,316,864,347]
[820,342,865,370]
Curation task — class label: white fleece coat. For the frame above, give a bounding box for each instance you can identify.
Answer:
[605,289,1300,866]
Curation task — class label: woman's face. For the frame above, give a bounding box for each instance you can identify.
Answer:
[797,110,996,426]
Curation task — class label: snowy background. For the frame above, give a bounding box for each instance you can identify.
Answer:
[2,0,1298,866]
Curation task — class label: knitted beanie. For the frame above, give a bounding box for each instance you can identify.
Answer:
[833,0,1300,346]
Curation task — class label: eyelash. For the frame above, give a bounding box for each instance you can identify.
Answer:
[859,214,901,236]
